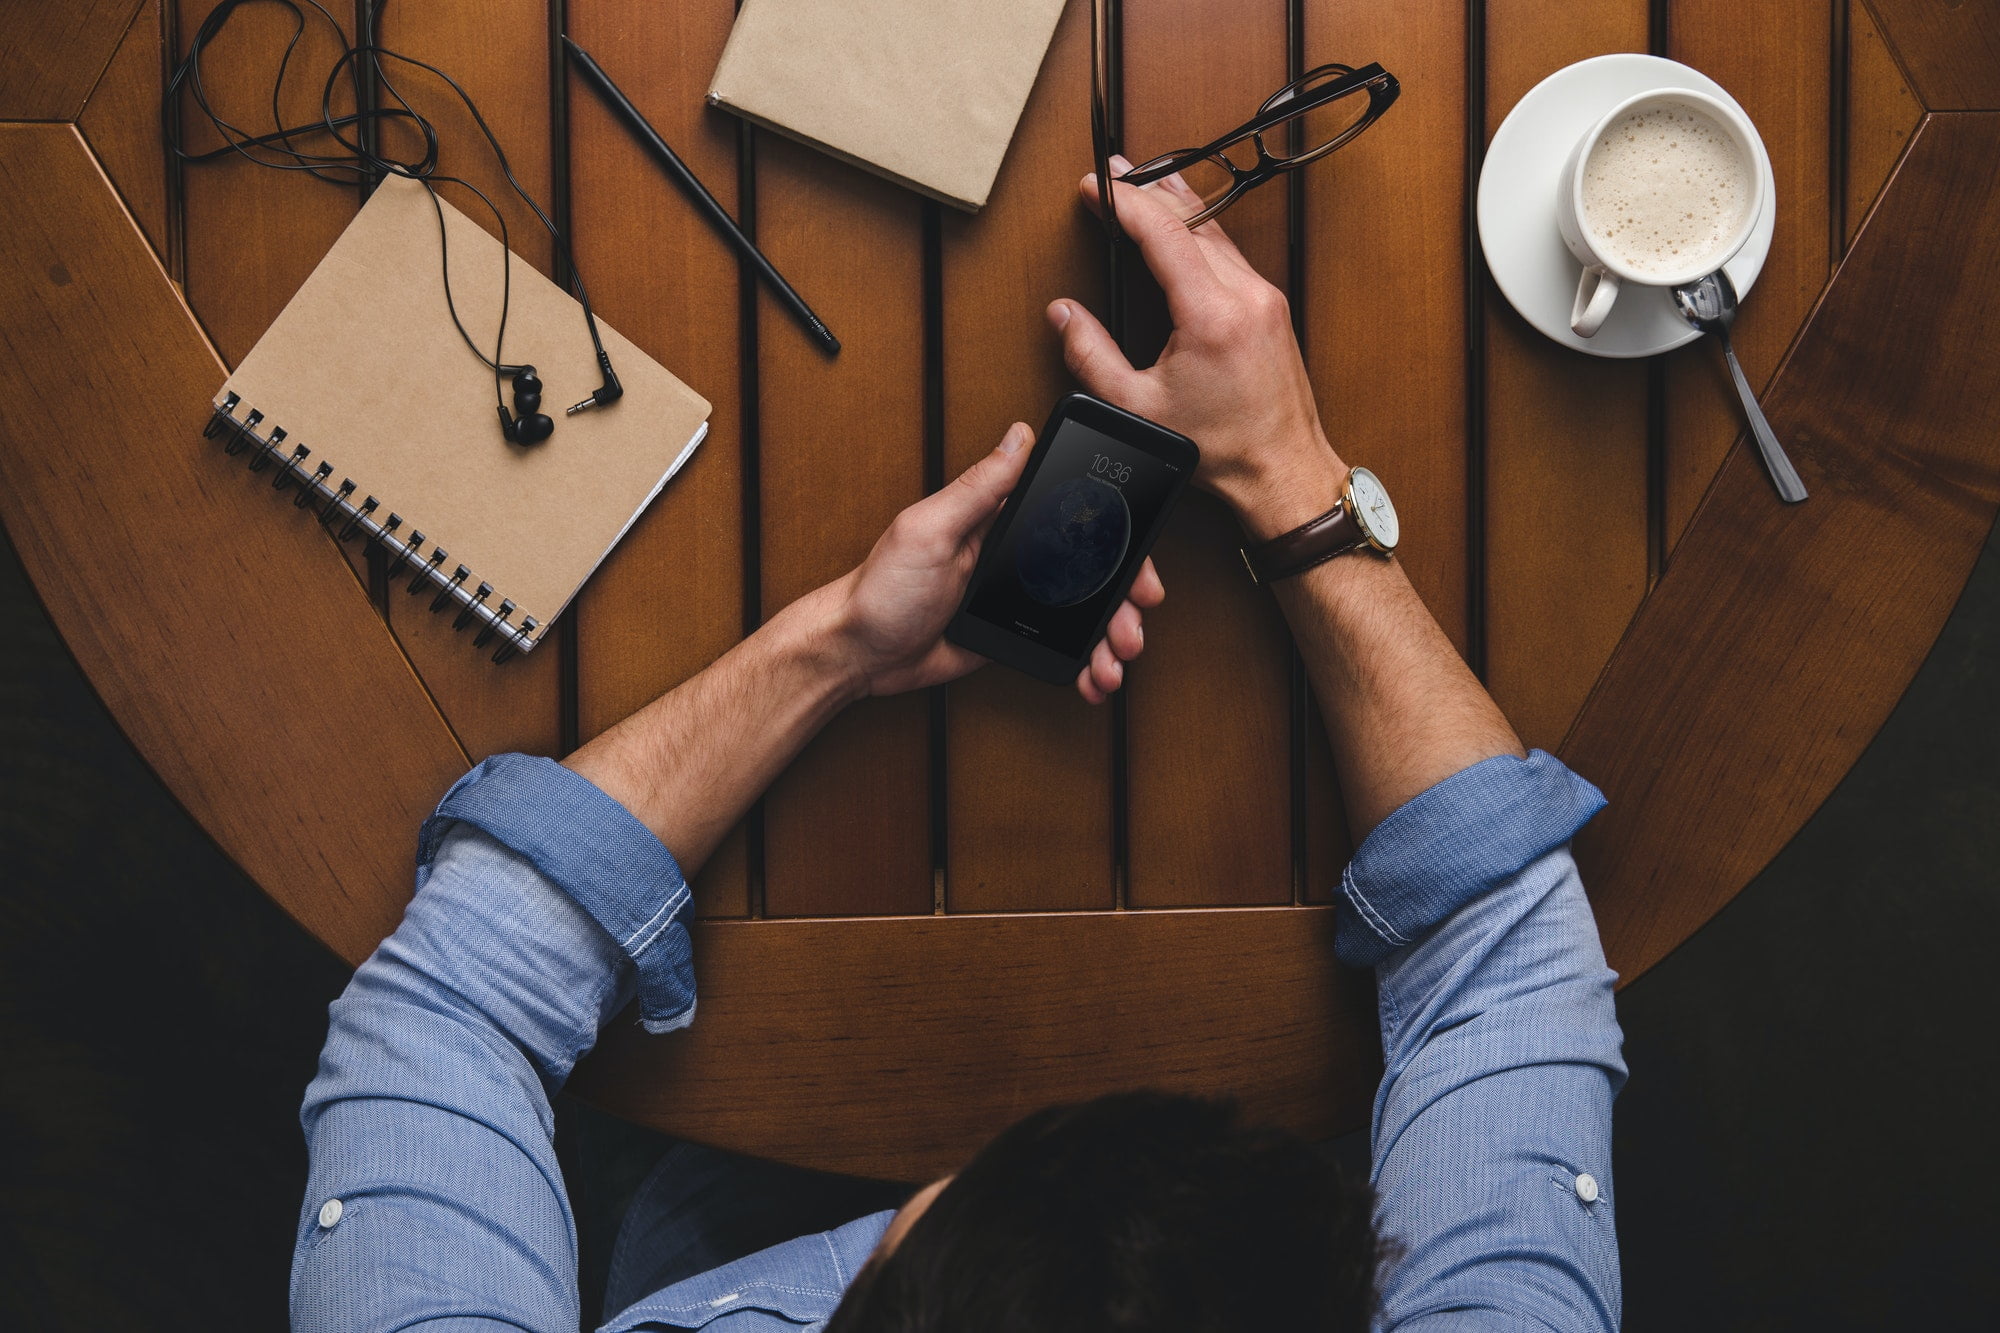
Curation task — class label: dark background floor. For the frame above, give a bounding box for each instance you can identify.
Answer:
[2,512,1994,1331]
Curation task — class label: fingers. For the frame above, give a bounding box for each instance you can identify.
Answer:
[1076,662,1108,705]
[1047,300,1141,404]
[1074,595,1153,704]
[1104,598,1144,659]
[1151,170,1258,281]
[1080,168,1225,323]
[920,422,1034,544]
[1197,219,1257,276]
[1150,165,1207,217]
[1082,638,1124,701]
[1074,559,1166,703]
[1128,558,1165,609]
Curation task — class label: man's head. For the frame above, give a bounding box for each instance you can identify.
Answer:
[826,1091,1378,1332]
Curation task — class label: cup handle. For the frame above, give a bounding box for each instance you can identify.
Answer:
[1571,265,1620,338]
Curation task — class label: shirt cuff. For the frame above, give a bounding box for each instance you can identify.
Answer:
[1336,749,1606,967]
[417,753,698,1034]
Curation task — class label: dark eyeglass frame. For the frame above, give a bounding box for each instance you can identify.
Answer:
[1090,2,1399,242]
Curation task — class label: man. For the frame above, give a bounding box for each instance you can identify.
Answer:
[291,168,1623,1330]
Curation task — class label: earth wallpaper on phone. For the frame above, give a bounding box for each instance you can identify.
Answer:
[966,418,1182,660]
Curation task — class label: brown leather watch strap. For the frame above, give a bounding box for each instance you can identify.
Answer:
[1239,498,1367,584]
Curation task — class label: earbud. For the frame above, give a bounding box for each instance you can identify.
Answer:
[497,365,554,446]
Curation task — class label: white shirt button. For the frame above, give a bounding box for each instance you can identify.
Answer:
[1573,1173,1600,1204]
[318,1198,344,1228]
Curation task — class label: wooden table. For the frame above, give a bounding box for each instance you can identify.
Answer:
[2,0,1997,1181]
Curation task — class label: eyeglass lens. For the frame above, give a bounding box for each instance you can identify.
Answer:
[1127,69,1382,224]
[1265,67,1378,162]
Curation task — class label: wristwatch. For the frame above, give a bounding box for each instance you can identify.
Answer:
[1238,466,1399,584]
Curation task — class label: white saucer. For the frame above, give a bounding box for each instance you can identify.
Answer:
[1478,54,1776,358]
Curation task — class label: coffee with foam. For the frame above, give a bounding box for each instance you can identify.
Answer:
[1580,102,1753,277]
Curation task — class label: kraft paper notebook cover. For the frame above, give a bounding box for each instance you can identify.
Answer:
[207,174,711,660]
[707,0,1066,211]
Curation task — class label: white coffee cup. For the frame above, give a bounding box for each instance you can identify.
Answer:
[1556,88,1764,337]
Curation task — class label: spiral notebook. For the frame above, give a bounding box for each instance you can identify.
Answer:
[205,174,711,662]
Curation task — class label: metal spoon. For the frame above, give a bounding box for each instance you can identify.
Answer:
[1672,270,1808,503]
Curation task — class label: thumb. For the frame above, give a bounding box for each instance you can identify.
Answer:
[1048,300,1141,403]
[922,421,1034,543]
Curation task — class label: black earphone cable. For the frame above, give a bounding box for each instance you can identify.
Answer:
[164,0,616,428]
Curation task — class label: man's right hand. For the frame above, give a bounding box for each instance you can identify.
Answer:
[1053,158,1524,842]
[1048,159,1347,542]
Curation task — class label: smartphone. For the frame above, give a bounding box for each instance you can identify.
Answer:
[947,393,1198,685]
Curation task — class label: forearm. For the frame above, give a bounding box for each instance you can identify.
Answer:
[295,578,874,1328]
[1053,166,1621,1326]
[1371,860,1624,1332]
[298,753,709,1326]
[296,825,635,1331]
[1348,764,1625,1330]
[1231,444,1522,841]
[564,579,863,875]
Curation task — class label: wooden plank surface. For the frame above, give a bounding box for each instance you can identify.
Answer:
[1299,1,1471,896]
[567,0,749,918]
[77,0,171,271]
[20,0,2000,1176]
[1299,700,1355,902]
[1568,113,2000,984]
[755,137,931,917]
[0,0,140,120]
[571,905,1378,1180]
[173,0,372,595]
[1863,0,2000,110]
[175,0,358,368]
[1303,0,1470,652]
[169,2,372,588]
[372,0,563,762]
[1845,0,1923,248]
[1663,0,1833,548]
[940,0,1115,913]
[1121,0,1297,907]
[0,124,467,967]
[1481,1,1653,755]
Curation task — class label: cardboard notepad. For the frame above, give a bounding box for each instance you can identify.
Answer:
[707,0,1066,211]
[213,175,711,654]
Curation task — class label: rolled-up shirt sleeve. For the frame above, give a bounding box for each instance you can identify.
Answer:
[1345,750,1627,1332]
[292,755,693,1332]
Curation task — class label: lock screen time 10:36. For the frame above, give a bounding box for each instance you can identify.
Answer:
[966,419,1180,659]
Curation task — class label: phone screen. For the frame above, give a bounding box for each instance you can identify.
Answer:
[964,415,1186,661]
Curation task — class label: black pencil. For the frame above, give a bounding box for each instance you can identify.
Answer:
[562,35,841,356]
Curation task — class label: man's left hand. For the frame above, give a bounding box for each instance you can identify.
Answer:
[831,421,1164,704]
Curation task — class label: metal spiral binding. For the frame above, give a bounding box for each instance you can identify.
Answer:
[206,395,535,663]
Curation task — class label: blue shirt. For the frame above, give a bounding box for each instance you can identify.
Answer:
[291,749,1623,1331]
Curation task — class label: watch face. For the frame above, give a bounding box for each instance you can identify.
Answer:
[1347,467,1399,550]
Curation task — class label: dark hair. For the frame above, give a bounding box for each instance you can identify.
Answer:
[824,1091,1378,1332]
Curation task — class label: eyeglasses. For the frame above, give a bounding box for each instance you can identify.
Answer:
[1089,0,1399,241]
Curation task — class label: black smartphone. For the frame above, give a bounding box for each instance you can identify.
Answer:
[947,393,1198,685]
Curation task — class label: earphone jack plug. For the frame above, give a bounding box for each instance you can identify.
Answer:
[567,352,624,416]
